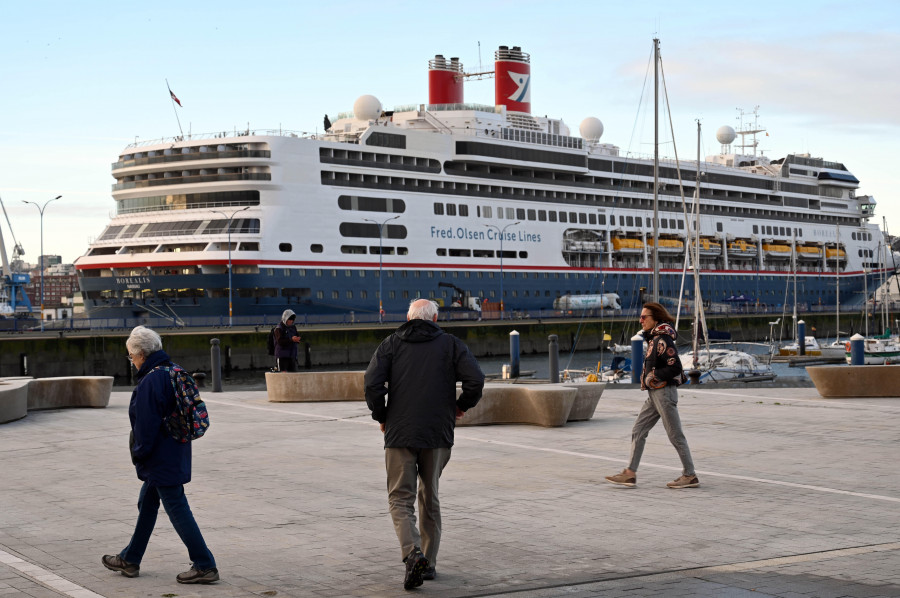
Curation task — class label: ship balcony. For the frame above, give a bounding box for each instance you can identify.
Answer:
[112,172,271,191]
[112,148,271,171]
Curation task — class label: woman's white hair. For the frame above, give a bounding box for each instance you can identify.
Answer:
[407,299,438,321]
[126,325,163,357]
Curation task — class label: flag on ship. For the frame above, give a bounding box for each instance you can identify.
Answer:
[169,88,182,107]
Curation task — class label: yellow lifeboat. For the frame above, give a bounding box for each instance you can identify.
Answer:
[611,237,644,253]
[825,247,846,260]
[728,239,758,257]
[647,238,684,253]
[797,244,823,260]
[698,237,722,256]
[762,242,792,258]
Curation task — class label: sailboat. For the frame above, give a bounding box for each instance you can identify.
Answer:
[843,233,900,364]
[776,231,844,358]
[677,122,775,382]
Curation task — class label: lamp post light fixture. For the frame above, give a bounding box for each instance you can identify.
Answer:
[211,206,250,327]
[22,195,61,332]
[483,221,520,320]
[364,215,400,323]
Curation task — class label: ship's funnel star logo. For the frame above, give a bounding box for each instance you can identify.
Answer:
[507,71,530,103]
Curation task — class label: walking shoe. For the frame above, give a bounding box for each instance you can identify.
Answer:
[403,548,429,590]
[604,469,636,487]
[101,554,139,578]
[667,474,700,489]
[176,565,220,584]
[422,565,436,581]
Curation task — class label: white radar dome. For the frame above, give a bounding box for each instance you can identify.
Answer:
[353,95,383,121]
[579,117,604,142]
[716,125,736,145]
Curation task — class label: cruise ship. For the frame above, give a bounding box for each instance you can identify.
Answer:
[75,45,892,321]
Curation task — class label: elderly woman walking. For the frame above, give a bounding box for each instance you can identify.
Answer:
[102,326,219,584]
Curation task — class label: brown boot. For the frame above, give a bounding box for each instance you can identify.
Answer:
[604,469,636,487]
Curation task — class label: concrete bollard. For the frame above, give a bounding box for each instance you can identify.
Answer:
[548,335,559,383]
[210,338,223,393]
[798,320,806,356]
[850,333,865,365]
[631,333,644,385]
[509,330,520,378]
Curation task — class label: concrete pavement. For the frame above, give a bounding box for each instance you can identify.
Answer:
[1,384,898,597]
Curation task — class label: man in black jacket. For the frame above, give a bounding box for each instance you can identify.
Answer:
[365,299,484,590]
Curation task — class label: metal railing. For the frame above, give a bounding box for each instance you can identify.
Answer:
[112,173,271,191]
[112,149,271,170]
[3,302,896,333]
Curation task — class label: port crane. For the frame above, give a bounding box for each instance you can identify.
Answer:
[0,194,33,316]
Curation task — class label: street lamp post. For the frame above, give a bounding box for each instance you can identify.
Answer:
[23,195,61,332]
[484,221,520,320]
[365,215,399,323]
[211,206,250,326]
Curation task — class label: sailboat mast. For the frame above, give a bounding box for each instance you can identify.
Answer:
[792,230,798,343]
[651,37,660,303]
[835,224,840,342]
[692,120,701,369]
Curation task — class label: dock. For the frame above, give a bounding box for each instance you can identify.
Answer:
[1,384,897,596]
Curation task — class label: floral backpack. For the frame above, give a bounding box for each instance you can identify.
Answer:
[153,365,210,442]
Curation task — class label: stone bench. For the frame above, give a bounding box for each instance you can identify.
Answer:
[457,382,605,427]
[264,371,605,427]
[26,376,114,410]
[0,376,113,424]
[807,365,900,398]
[266,371,366,402]
[0,379,31,424]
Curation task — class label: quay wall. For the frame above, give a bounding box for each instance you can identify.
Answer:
[0,315,839,380]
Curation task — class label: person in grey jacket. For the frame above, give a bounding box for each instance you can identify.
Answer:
[365,299,484,590]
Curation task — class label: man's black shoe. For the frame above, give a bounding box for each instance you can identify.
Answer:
[422,565,436,580]
[403,548,428,590]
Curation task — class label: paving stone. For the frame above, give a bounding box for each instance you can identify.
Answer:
[0,386,899,597]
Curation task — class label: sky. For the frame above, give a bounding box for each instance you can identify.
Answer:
[1,0,898,265]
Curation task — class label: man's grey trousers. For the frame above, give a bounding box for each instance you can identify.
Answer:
[385,447,452,565]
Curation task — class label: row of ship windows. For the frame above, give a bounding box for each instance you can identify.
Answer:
[322,145,839,197]
[437,201,690,230]
[278,269,588,280]
[321,171,862,228]
[116,190,261,215]
[98,219,261,241]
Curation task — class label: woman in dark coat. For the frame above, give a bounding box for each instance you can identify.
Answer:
[275,309,301,372]
[102,325,219,584]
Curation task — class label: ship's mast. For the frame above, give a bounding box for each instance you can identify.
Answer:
[651,38,660,303]
[735,106,765,157]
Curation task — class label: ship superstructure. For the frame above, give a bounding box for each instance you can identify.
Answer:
[75,45,890,321]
